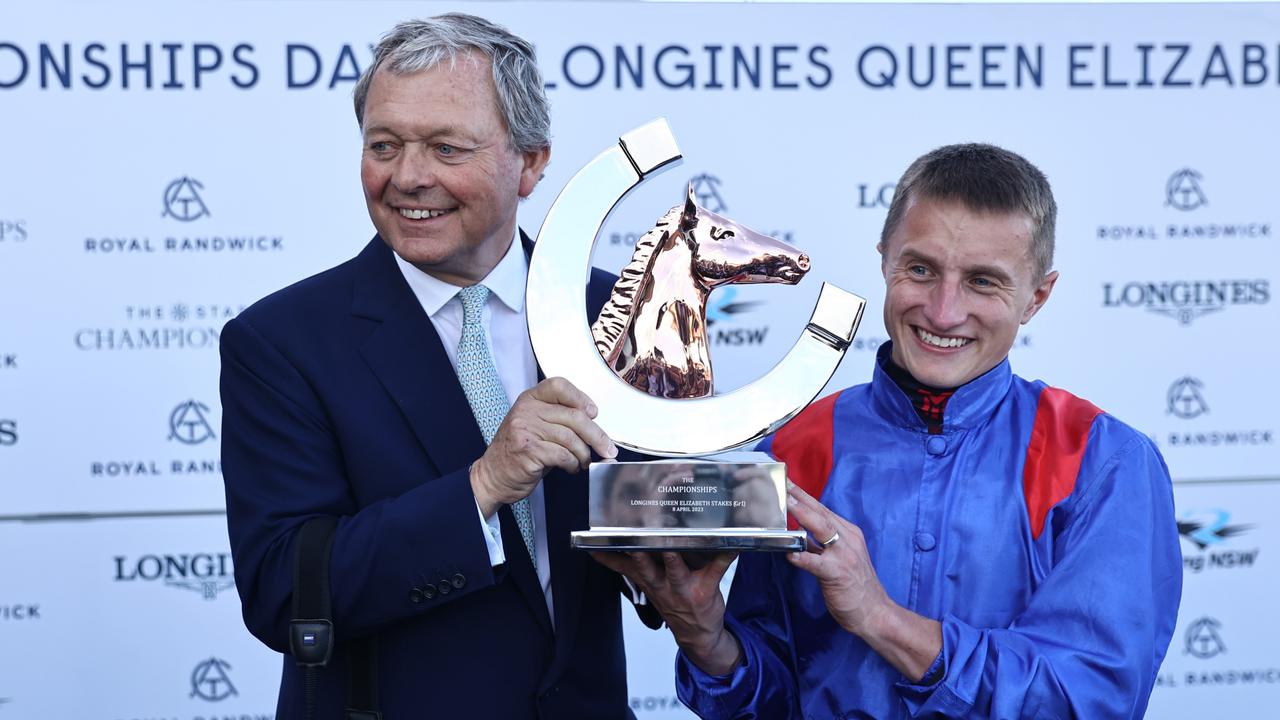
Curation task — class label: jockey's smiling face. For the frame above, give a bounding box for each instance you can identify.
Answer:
[878,196,1057,389]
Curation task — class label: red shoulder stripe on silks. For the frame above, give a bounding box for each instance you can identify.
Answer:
[1023,386,1103,540]
[771,391,841,531]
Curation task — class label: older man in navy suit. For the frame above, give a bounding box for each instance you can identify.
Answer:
[220,14,648,719]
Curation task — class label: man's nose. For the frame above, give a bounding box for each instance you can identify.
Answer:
[391,147,437,193]
[922,280,966,329]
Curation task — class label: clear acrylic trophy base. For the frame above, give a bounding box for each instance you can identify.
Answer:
[570,528,805,552]
[571,452,804,552]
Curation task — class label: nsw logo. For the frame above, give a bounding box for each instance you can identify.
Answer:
[1184,617,1226,659]
[1178,509,1252,550]
[190,657,238,701]
[162,177,211,222]
[1178,508,1259,573]
[707,288,769,346]
[169,400,217,445]
[1166,169,1208,212]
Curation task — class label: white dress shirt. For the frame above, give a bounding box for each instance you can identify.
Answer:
[393,234,555,622]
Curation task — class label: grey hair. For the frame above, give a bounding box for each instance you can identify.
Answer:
[880,143,1057,280]
[353,13,551,153]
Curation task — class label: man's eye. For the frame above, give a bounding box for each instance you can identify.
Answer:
[369,141,392,153]
[438,144,455,155]
[972,277,993,288]
[908,265,928,276]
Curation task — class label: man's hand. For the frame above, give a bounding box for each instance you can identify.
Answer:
[785,481,942,681]
[592,551,742,676]
[470,377,616,517]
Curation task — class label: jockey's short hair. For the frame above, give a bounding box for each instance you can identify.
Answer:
[880,144,1057,280]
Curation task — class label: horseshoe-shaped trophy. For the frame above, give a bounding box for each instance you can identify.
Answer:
[528,119,865,551]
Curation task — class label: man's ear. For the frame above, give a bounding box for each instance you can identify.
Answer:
[1021,270,1059,324]
[518,146,552,198]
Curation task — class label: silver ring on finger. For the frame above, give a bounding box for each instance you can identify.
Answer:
[819,531,840,549]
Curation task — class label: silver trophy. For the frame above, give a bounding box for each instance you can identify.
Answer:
[526,119,865,551]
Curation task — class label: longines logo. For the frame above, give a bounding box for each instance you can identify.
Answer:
[75,303,243,352]
[1166,168,1208,211]
[1101,279,1269,325]
[83,178,283,254]
[0,604,40,621]
[1178,508,1259,573]
[1185,617,1226,659]
[1154,375,1274,450]
[1097,168,1271,241]
[0,218,26,243]
[170,400,217,445]
[1167,377,1208,419]
[163,176,211,222]
[0,419,16,447]
[855,182,896,210]
[113,553,235,600]
[190,657,238,701]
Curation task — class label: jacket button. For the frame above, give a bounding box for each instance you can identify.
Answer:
[422,584,437,600]
[914,532,937,551]
[409,587,424,604]
[451,573,466,589]
[438,580,453,595]
[925,436,947,455]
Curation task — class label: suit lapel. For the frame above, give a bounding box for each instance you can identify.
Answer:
[352,237,554,632]
[352,238,487,478]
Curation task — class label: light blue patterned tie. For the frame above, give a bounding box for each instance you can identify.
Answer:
[456,284,537,567]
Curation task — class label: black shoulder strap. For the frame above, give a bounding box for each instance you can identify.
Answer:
[290,516,382,720]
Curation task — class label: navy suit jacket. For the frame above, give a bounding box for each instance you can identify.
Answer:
[220,235,642,720]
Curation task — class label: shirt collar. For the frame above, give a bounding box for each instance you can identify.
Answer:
[870,341,1012,433]
[392,231,528,317]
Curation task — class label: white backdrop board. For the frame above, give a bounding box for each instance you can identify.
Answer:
[0,1,1277,717]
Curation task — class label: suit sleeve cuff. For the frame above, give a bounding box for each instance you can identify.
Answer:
[476,500,506,567]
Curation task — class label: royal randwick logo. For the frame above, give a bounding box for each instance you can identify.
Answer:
[169,399,217,445]
[1098,167,1270,241]
[163,176,211,222]
[1166,169,1208,212]
[1184,617,1227,659]
[1157,375,1274,450]
[190,657,238,701]
[1167,377,1209,419]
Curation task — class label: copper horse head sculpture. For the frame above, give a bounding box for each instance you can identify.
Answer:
[591,185,811,399]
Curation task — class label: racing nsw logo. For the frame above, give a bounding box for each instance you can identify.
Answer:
[1184,617,1226,659]
[707,288,769,346]
[1178,508,1259,573]
[1166,169,1207,211]
[1167,377,1208,419]
[162,176,211,222]
[190,657,237,701]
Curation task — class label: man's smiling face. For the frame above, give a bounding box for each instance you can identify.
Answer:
[879,195,1057,389]
[359,52,549,285]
